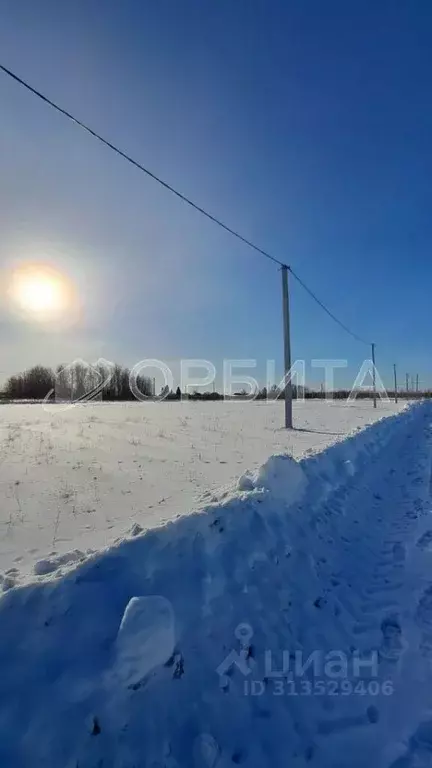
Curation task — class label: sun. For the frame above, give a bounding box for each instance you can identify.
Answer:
[14,272,62,313]
[8,263,75,321]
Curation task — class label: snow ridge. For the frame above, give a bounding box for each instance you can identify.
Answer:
[0,401,430,767]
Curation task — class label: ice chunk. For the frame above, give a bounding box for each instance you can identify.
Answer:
[238,454,307,505]
[115,595,175,686]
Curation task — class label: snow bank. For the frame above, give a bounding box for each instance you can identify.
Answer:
[0,401,427,767]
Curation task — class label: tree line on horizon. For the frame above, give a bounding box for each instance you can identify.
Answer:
[1,363,428,402]
[2,362,153,402]
[1,364,311,402]
[2,365,303,401]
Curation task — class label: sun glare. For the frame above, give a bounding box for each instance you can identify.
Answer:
[8,264,75,322]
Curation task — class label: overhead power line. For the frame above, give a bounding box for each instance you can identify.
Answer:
[0,64,282,267]
[0,62,371,346]
[288,267,370,346]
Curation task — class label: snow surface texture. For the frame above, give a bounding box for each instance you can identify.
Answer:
[0,399,405,581]
[1,401,432,766]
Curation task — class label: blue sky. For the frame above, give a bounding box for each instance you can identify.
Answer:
[0,0,431,389]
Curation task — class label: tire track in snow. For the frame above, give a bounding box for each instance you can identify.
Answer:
[386,420,432,766]
[306,404,432,767]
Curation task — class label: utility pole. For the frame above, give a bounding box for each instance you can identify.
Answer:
[371,342,377,408]
[393,363,398,404]
[281,265,293,428]
[411,376,415,392]
[416,374,419,394]
[406,373,409,393]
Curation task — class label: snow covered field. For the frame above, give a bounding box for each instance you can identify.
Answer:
[1,400,432,767]
[0,399,405,582]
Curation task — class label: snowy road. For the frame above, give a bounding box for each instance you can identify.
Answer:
[301,401,432,766]
[0,403,432,766]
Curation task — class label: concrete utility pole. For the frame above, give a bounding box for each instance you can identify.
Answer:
[393,363,398,404]
[281,265,293,428]
[406,373,409,393]
[371,343,377,408]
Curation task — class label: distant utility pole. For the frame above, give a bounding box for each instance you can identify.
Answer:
[416,374,419,393]
[371,343,377,408]
[406,373,409,393]
[281,265,293,428]
[393,363,398,404]
[411,376,415,392]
